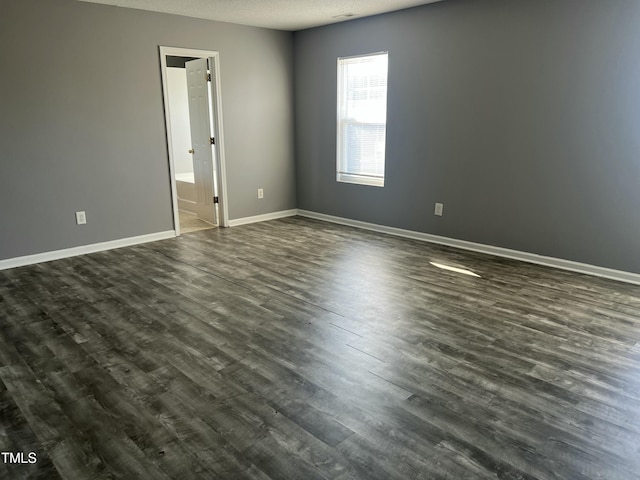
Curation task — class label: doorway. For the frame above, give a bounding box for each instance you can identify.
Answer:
[159,46,229,235]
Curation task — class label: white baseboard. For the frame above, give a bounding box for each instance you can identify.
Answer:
[4,211,638,286]
[297,210,640,286]
[0,231,176,271]
[228,209,298,227]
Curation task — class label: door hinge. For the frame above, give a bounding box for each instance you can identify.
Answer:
[207,73,212,82]
[210,137,215,145]
[213,196,219,204]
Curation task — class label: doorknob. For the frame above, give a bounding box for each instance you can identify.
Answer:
[188,149,195,154]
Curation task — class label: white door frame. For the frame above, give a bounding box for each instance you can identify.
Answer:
[159,46,230,233]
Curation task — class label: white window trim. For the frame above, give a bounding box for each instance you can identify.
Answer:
[336,172,385,187]
[336,51,388,188]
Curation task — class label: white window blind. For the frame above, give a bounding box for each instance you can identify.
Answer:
[337,52,388,187]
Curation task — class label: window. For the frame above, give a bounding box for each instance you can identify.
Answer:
[337,52,388,187]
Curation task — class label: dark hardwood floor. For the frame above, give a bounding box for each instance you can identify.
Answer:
[1,216,640,479]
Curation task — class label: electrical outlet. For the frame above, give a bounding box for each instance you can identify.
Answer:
[76,211,87,225]
[258,188,264,199]
[434,203,443,216]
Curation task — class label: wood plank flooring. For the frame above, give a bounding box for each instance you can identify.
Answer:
[1,216,640,479]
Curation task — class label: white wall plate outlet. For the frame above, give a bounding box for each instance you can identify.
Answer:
[434,203,443,216]
[76,211,87,225]
[258,188,264,199]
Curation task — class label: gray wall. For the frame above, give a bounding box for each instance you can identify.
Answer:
[294,0,640,274]
[0,0,295,260]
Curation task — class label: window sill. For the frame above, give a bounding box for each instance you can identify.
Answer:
[337,173,384,187]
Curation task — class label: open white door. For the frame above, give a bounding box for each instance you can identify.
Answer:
[185,58,216,225]
[207,57,228,228]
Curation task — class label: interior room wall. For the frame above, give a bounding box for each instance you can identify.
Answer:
[293,0,640,274]
[0,0,295,260]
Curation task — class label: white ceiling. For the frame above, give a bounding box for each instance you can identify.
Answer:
[76,0,444,31]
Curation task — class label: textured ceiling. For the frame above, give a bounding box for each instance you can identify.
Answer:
[76,0,444,31]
